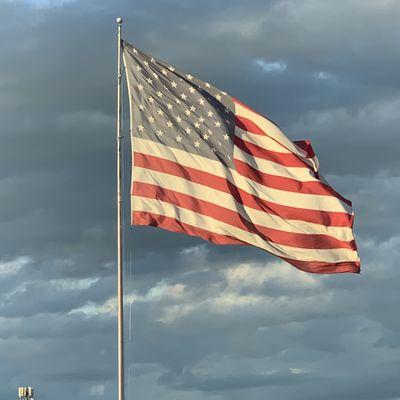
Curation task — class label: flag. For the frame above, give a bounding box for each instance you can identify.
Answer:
[122,40,360,274]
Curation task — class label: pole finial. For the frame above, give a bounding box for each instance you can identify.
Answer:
[116,17,123,24]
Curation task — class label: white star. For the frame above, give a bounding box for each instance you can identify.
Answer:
[205,82,211,88]
[138,104,144,110]
[156,129,164,137]
[138,84,144,90]
[194,122,200,128]
[189,87,196,93]
[207,111,214,117]
[181,93,187,100]
[216,94,222,101]
[138,124,144,132]
[199,98,205,106]
[148,116,155,123]
[166,121,173,128]
[194,140,200,148]
[202,133,209,140]
[144,61,149,66]
[185,109,191,116]
[162,68,168,75]
[176,135,182,142]
[223,134,229,141]
[199,116,205,123]
[157,91,163,98]
[136,65,142,71]
[148,97,154,103]
[167,103,173,110]
[186,74,193,80]
[176,116,182,123]
[157,108,164,116]
[185,127,191,134]
[168,66,175,72]
[171,81,177,88]
[175,98,181,104]
[190,106,196,112]
[215,121,221,128]
[146,77,153,84]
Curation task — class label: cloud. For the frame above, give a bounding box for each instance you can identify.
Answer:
[0,256,31,276]
[289,96,400,176]
[314,71,335,81]
[89,384,105,397]
[164,368,312,392]
[255,59,287,73]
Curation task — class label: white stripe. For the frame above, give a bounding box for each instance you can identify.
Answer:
[133,197,359,263]
[234,102,319,172]
[235,127,321,182]
[133,137,352,214]
[133,166,355,242]
[233,146,320,183]
[235,126,292,154]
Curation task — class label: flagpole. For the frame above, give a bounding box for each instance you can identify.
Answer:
[116,17,125,400]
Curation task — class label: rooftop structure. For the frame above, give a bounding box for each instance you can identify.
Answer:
[18,387,34,400]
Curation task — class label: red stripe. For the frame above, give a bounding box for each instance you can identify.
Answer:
[234,112,318,171]
[235,115,266,136]
[235,115,317,171]
[282,257,360,274]
[133,210,360,275]
[233,99,317,163]
[234,159,352,206]
[233,97,265,118]
[234,136,313,169]
[133,182,356,251]
[233,98,286,141]
[133,210,246,246]
[294,140,315,158]
[133,152,353,227]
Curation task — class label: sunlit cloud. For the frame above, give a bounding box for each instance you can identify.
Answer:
[255,59,287,73]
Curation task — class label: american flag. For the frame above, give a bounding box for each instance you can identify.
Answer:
[122,40,360,274]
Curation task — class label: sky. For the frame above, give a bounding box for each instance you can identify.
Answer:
[1,0,400,399]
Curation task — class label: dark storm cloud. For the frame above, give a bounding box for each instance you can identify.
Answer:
[1,0,400,399]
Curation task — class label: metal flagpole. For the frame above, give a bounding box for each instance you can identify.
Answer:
[116,16,125,400]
